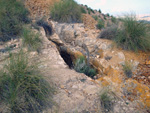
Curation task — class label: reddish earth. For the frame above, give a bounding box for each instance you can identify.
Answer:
[82,14,97,29]
[24,0,60,18]
[134,64,150,87]
[123,51,150,87]
[115,48,150,87]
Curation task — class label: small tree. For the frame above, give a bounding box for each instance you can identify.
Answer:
[99,9,102,13]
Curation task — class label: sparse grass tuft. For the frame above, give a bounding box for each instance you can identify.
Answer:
[0,0,29,42]
[99,88,114,113]
[74,56,96,78]
[98,14,150,52]
[115,14,150,51]
[122,61,133,78]
[22,27,42,52]
[98,25,118,40]
[50,0,82,23]
[0,50,55,113]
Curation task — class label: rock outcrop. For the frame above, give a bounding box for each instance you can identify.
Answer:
[46,20,150,112]
[0,22,150,112]
[0,1,150,112]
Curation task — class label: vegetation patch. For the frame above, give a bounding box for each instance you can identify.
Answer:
[98,14,150,52]
[90,8,95,14]
[97,19,105,29]
[111,16,117,23]
[0,51,55,113]
[115,14,150,51]
[98,25,118,40]
[99,9,102,13]
[122,61,133,78]
[50,0,82,23]
[87,8,91,14]
[92,15,98,21]
[80,7,86,14]
[0,0,29,42]
[74,56,96,78]
[106,13,110,17]
[103,15,107,20]
[22,27,42,52]
[99,88,115,113]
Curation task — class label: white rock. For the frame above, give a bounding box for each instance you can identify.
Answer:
[117,52,125,60]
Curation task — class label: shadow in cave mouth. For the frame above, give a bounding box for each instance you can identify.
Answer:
[59,50,74,68]
[39,22,97,78]
[37,20,74,69]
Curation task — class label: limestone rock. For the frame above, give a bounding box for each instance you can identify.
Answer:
[54,23,84,44]
[117,52,125,60]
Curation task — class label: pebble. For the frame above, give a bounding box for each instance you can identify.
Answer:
[72,85,78,89]
[60,85,65,89]
[141,76,145,79]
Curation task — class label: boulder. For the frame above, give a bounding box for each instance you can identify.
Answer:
[53,23,84,44]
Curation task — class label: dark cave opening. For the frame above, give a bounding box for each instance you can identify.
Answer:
[59,50,74,69]
[39,21,73,69]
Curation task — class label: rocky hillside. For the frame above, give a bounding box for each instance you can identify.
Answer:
[80,4,115,27]
[24,0,60,18]
[24,0,116,29]
[0,0,150,113]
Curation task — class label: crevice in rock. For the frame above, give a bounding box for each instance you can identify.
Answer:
[40,23,97,78]
[39,22,74,68]
[0,44,16,53]
[59,47,73,68]
[36,20,53,36]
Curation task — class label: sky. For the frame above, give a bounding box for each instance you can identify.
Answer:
[76,0,150,17]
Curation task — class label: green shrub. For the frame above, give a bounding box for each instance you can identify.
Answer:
[107,13,110,17]
[115,14,150,51]
[86,7,94,14]
[104,15,107,20]
[22,27,42,51]
[111,16,117,23]
[80,7,86,14]
[0,0,29,42]
[122,61,133,78]
[97,19,104,29]
[74,56,96,78]
[92,15,98,21]
[50,0,82,23]
[90,9,95,14]
[99,9,102,13]
[0,51,55,112]
[98,25,118,40]
[99,88,114,113]
[87,8,91,14]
